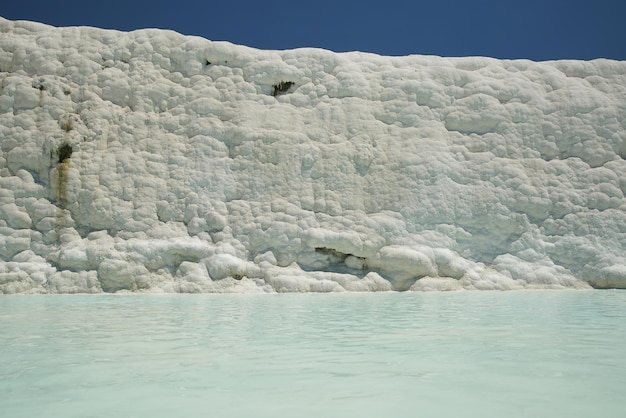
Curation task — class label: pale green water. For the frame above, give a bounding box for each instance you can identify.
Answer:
[1,291,625,418]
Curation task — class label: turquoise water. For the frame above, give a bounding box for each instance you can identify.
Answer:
[1,291,625,418]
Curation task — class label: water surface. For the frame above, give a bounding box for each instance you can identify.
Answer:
[1,291,625,417]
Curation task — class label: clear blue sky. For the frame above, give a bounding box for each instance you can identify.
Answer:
[3,0,625,61]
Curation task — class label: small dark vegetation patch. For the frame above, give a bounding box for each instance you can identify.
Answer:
[272,81,294,97]
[57,143,73,163]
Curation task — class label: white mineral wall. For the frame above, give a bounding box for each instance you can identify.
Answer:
[0,17,625,293]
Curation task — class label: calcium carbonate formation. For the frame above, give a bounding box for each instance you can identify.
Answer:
[1,17,625,293]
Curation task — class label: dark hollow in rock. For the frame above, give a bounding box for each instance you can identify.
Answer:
[57,143,73,163]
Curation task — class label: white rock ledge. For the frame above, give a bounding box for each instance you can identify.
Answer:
[0,17,625,293]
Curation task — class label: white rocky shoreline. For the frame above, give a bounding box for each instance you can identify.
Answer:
[1,17,625,293]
